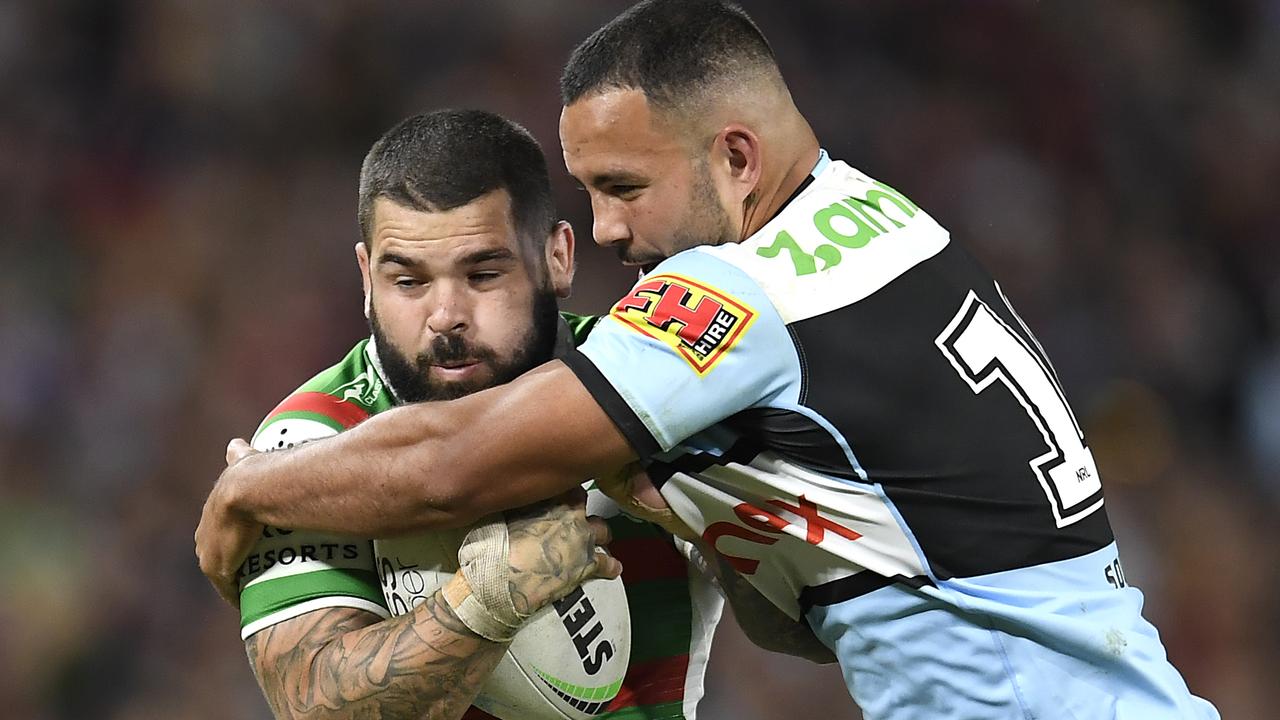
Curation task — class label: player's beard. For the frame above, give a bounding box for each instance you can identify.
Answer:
[369,288,560,403]
[624,158,736,272]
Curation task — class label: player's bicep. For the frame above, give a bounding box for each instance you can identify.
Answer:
[245,606,384,719]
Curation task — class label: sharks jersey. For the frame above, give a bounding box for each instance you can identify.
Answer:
[237,321,724,720]
[564,152,1218,719]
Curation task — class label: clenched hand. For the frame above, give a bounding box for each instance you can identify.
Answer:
[504,487,622,614]
[195,438,263,606]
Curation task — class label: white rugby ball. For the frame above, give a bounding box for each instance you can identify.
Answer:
[375,530,631,720]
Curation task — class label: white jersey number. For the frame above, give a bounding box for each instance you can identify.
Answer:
[936,288,1103,527]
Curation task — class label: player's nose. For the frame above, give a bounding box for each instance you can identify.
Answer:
[424,281,470,335]
[590,198,630,249]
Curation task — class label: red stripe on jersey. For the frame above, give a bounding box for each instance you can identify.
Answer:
[267,391,370,429]
[609,537,690,583]
[461,708,496,720]
[606,654,691,711]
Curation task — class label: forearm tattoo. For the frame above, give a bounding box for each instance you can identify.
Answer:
[245,590,506,720]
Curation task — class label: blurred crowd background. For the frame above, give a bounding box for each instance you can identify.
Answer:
[2,1,1278,718]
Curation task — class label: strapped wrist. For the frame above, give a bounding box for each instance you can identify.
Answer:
[443,514,529,642]
[442,573,521,642]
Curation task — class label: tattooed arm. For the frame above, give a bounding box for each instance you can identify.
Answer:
[246,578,504,720]
[682,539,837,665]
[243,490,618,720]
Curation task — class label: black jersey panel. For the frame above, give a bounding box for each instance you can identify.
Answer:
[788,242,1113,580]
[644,406,866,487]
[645,435,763,488]
[721,407,865,482]
[799,572,934,613]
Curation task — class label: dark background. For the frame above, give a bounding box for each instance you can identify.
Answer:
[2,1,1277,717]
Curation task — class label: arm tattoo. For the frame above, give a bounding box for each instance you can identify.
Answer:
[246,590,507,720]
[700,543,837,665]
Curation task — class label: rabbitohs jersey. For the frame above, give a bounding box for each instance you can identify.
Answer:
[237,315,724,720]
[564,152,1218,719]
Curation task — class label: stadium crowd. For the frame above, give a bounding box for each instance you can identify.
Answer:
[1,1,1277,717]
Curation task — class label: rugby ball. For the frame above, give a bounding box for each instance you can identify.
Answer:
[375,531,630,720]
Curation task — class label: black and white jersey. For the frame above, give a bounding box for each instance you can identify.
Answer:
[564,152,1218,719]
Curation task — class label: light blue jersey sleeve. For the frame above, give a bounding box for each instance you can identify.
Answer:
[563,249,800,458]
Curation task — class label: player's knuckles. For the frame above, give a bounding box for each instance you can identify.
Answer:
[587,516,611,545]
[593,552,621,580]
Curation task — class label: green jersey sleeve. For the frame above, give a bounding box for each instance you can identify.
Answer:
[237,341,392,640]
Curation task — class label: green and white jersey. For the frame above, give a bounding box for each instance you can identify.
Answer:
[238,339,393,637]
[237,314,724,720]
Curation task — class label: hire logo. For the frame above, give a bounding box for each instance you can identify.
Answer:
[610,273,756,376]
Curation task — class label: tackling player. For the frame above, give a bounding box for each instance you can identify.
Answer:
[199,2,1218,717]
[231,110,733,720]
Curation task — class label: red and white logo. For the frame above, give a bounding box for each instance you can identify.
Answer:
[611,273,756,376]
[703,495,863,574]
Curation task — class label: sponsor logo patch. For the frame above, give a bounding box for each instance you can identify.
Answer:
[610,273,756,376]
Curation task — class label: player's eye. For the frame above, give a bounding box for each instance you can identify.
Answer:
[469,271,502,284]
[393,276,421,288]
[610,185,643,198]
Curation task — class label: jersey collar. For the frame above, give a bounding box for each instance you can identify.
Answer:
[768,147,829,225]
[364,337,403,405]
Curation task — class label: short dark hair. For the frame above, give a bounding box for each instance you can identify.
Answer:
[560,0,776,111]
[357,109,556,247]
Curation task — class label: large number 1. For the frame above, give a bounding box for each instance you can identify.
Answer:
[935,287,1104,527]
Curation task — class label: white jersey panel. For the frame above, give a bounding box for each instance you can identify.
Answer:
[706,160,951,324]
[659,453,926,619]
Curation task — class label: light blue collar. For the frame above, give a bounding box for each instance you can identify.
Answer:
[812,147,831,178]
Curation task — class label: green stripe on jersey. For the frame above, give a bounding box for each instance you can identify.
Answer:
[622,579,693,664]
[240,568,386,629]
[600,700,686,720]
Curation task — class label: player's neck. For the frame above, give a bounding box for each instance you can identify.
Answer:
[740,135,820,241]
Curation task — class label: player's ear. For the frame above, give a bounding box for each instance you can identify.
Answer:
[355,241,372,319]
[545,221,575,299]
[717,124,763,203]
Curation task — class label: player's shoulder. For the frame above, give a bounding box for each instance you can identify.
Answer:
[695,158,951,324]
[251,338,394,449]
[629,243,778,319]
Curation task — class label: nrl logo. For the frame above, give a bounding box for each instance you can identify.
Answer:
[611,273,756,376]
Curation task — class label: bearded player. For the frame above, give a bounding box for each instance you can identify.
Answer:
[232,110,731,720]
[200,2,1216,717]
